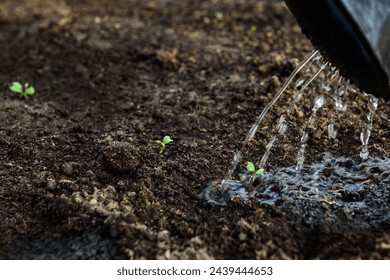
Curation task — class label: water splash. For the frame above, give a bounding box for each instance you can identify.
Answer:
[199,157,390,230]
[224,152,242,181]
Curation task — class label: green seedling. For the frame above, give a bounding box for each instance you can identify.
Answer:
[214,11,223,21]
[212,11,223,24]
[246,162,265,176]
[10,82,35,98]
[161,7,169,15]
[157,135,173,153]
[250,25,257,33]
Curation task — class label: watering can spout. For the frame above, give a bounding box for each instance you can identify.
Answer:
[284,0,390,100]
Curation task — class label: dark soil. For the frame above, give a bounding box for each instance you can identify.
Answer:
[1,0,390,259]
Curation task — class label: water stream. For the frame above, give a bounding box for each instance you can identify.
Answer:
[360,94,379,160]
[200,50,388,230]
[296,94,324,172]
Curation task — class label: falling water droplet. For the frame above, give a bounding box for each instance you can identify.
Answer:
[296,95,324,171]
[277,115,288,135]
[328,122,337,139]
[360,94,379,160]
[296,79,305,88]
[313,95,324,110]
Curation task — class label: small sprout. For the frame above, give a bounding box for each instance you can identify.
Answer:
[212,11,223,23]
[10,82,35,98]
[214,11,223,21]
[246,162,265,175]
[157,135,173,153]
[250,25,257,33]
[231,10,238,18]
[161,7,169,15]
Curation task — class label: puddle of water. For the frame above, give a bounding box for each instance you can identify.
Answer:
[200,156,390,230]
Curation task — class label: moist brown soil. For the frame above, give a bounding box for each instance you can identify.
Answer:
[2,0,390,259]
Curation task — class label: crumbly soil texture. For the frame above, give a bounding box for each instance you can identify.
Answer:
[2,0,390,259]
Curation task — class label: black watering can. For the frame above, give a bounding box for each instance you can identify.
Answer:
[284,0,390,100]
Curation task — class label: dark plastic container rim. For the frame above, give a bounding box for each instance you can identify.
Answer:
[284,0,390,100]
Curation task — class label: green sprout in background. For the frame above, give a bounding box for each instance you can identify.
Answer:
[250,25,257,33]
[157,135,173,153]
[161,7,169,16]
[212,11,223,24]
[246,161,265,176]
[10,82,35,98]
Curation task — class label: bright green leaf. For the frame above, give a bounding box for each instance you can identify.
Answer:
[246,162,256,173]
[256,168,265,175]
[162,135,173,145]
[10,82,23,93]
[214,11,223,21]
[250,25,257,33]
[25,86,35,95]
